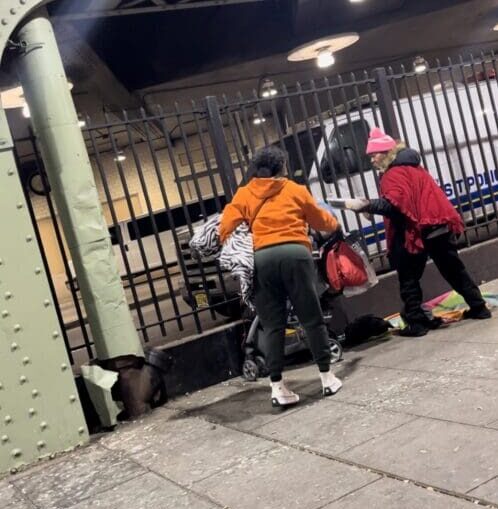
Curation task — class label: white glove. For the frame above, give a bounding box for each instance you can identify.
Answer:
[344,198,369,212]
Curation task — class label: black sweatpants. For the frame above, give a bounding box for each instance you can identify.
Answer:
[254,243,331,382]
[396,233,485,325]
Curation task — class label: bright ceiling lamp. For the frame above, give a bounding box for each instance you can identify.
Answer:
[317,48,336,68]
[114,151,126,162]
[252,113,266,125]
[493,23,498,31]
[349,0,365,3]
[260,78,278,98]
[288,33,360,69]
[413,55,429,74]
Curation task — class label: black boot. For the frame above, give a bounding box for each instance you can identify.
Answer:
[399,322,429,337]
[427,316,444,330]
[463,305,492,320]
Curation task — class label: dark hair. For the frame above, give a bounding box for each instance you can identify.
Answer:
[250,146,287,178]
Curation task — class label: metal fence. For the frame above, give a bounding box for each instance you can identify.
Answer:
[15,52,498,366]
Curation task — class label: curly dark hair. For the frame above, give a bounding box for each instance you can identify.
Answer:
[250,146,287,178]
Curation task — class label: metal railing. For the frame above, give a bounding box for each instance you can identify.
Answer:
[16,53,498,365]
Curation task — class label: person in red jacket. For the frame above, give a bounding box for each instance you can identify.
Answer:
[220,146,342,407]
[345,127,490,337]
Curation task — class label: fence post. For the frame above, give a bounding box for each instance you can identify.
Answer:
[373,67,400,139]
[205,96,237,201]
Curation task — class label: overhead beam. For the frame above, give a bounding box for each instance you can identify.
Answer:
[52,0,266,20]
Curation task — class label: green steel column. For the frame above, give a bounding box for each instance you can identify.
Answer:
[15,8,143,361]
[0,105,88,474]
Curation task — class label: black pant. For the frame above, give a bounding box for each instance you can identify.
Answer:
[395,233,485,326]
[254,243,331,382]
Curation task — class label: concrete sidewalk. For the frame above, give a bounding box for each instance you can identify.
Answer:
[3,286,498,508]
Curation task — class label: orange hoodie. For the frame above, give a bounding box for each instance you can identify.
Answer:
[219,178,338,251]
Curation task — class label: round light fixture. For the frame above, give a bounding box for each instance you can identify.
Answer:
[317,48,336,68]
[493,23,498,31]
[252,114,266,125]
[114,152,126,162]
[288,33,360,68]
[260,79,278,98]
[413,55,429,74]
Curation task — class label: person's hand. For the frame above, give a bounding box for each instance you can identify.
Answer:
[344,198,369,212]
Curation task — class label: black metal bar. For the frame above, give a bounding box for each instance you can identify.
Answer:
[322,77,364,237]
[29,132,93,357]
[399,65,429,169]
[104,113,167,337]
[124,110,184,332]
[205,96,237,201]
[373,67,400,139]
[86,119,150,342]
[422,70,471,246]
[135,297,241,331]
[479,52,498,232]
[268,95,288,154]
[174,104,220,322]
[175,103,209,219]
[413,71,446,185]
[365,70,381,127]
[222,97,249,184]
[336,74,378,254]
[281,84,309,184]
[236,93,258,159]
[230,104,252,171]
[435,59,478,237]
[387,67,410,143]
[308,80,351,232]
[157,105,216,329]
[54,0,267,20]
[191,101,223,209]
[349,72,385,261]
[470,56,498,199]
[252,91,271,147]
[189,101,231,303]
[453,56,491,232]
[296,81,328,199]
[150,105,203,333]
[18,138,78,364]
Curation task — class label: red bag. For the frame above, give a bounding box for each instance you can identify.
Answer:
[326,240,369,292]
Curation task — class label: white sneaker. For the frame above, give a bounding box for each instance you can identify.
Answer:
[320,371,343,397]
[270,380,300,408]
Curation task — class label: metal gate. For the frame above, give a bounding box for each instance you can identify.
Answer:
[14,53,498,366]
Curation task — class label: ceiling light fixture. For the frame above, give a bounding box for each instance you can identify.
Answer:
[260,78,278,98]
[288,33,359,69]
[252,114,266,125]
[316,48,335,68]
[493,23,498,31]
[349,0,365,3]
[114,152,126,162]
[413,55,429,74]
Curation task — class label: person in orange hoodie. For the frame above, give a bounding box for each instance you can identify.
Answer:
[219,146,342,407]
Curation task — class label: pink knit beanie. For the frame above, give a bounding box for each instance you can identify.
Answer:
[366,127,397,155]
